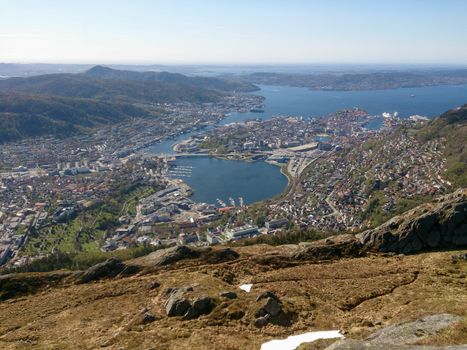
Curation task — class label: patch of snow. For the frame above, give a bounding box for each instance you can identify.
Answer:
[239,284,253,292]
[260,330,343,350]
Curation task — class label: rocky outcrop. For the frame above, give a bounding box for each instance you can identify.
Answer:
[139,246,240,267]
[188,296,214,318]
[326,340,466,349]
[253,291,284,328]
[164,287,215,319]
[293,234,364,261]
[76,258,140,283]
[145,246,202,266]
[199,248,240,264]
[357,189,467,254]
[326,314,464,350]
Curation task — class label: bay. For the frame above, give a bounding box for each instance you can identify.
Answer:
[170,156,287,206]
[146,83,467,206]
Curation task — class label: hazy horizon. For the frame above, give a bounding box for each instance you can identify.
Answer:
[2,0,467,65]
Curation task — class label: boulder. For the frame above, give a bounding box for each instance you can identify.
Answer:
[254,292,283,324]
[183,306,199,320]
[165,297,191,317]
[254,314,271,328]
[192,296,214,315]
[260,297,281,317]
[220,291,237,299]
[181,296,214,320]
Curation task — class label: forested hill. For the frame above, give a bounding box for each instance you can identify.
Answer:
[0,92,151,143]
[0,66,259,143]
[83,65,258,92]
[0,66,257,104]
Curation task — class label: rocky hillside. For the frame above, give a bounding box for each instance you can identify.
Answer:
[357,188,467,254]
[418,104,467,187]
[0,191,465,350]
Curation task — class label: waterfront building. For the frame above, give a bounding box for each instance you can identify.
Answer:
[226,224,259,240]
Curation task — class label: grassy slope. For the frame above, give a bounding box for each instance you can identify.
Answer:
[0,249,465,349]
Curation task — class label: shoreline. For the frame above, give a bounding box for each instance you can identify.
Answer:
[166,153,289,208]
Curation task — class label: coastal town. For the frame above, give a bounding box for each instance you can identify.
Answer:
[0,91,450,267]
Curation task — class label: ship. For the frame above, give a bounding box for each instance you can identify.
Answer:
[250,107,265,113]
[229,197,236,207]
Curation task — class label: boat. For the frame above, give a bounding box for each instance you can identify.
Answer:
[229,197,236,206]
[250,107,265,113]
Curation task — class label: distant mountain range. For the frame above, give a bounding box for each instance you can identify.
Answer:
[0,66,258,142]
[0,66,257,104]
[244,70,467,91]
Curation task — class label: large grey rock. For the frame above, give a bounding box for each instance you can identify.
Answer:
[165,297,191,317]
[326,340,467,349]
[183,306,199,320]
[365,314,463,346]
[326,314,465,350]
[255,292,283,321]
[192,296,213,315]
[357,189,467,254]
[261,297,281,317]
[182,296,214,320]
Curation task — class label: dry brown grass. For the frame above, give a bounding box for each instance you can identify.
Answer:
[0,248,466,350]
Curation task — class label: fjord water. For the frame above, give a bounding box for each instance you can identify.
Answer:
[226,84,467,123]
[148,83,467,154]
[171,157,287,206]
[147,83,467,206]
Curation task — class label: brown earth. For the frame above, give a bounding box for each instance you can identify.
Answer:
[0,246,466,350]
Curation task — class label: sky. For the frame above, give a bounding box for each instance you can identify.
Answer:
[1,0,467,65]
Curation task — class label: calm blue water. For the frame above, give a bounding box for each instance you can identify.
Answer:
[148,84,467,153]
[226,84,467,123]
[146,83,467,205]
[172,157,287,206]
